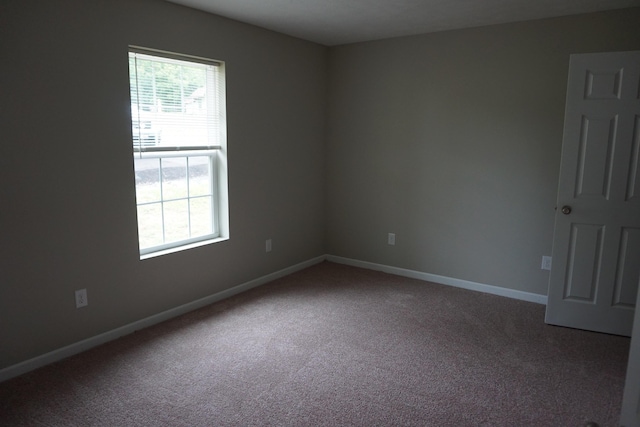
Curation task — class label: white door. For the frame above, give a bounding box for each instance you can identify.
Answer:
[545,51,640,337]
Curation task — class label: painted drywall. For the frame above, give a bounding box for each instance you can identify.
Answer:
[326,8,640,295]
[0,0,327,370]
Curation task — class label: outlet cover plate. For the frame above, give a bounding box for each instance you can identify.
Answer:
[75,289,88,308]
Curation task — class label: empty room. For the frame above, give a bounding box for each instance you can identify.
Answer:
[1,0,640,425]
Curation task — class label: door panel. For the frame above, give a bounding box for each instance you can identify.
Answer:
[584,68,622,100]
[575,115,616,199]
[563,223,603,302]
[545,51,640,337]
[613,227,640,308]
[627,116,640,202]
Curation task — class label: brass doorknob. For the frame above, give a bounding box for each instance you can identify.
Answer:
[561,206,572,215]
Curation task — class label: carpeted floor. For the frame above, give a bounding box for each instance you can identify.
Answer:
[0,261,631,426]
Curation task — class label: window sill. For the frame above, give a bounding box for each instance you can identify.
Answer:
[140,236,229,260]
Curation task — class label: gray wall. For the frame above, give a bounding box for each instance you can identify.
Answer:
[0,0,327,370]
[326,9,640,295]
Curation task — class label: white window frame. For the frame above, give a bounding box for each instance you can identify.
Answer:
[129,47,229,259]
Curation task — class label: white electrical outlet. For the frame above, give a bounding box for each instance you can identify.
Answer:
[541,256,552,271]
[75,289,88,308]
[266,239,272,253]
[388,233,396,246]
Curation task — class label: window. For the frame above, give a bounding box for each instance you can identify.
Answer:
[128,47,228,258]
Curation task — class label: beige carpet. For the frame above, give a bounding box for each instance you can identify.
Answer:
[0,261,630,426]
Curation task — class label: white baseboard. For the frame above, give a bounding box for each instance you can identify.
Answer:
[326,255,548,305]
[0,255,325,383]
[1,254,547,383]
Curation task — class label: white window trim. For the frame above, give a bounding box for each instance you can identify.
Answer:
[137,150,219,257]
[129,47,229,259]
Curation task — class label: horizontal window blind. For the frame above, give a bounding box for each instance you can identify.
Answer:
[128,49,225,153]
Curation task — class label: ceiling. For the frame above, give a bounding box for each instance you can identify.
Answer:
[166,0,640,46]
